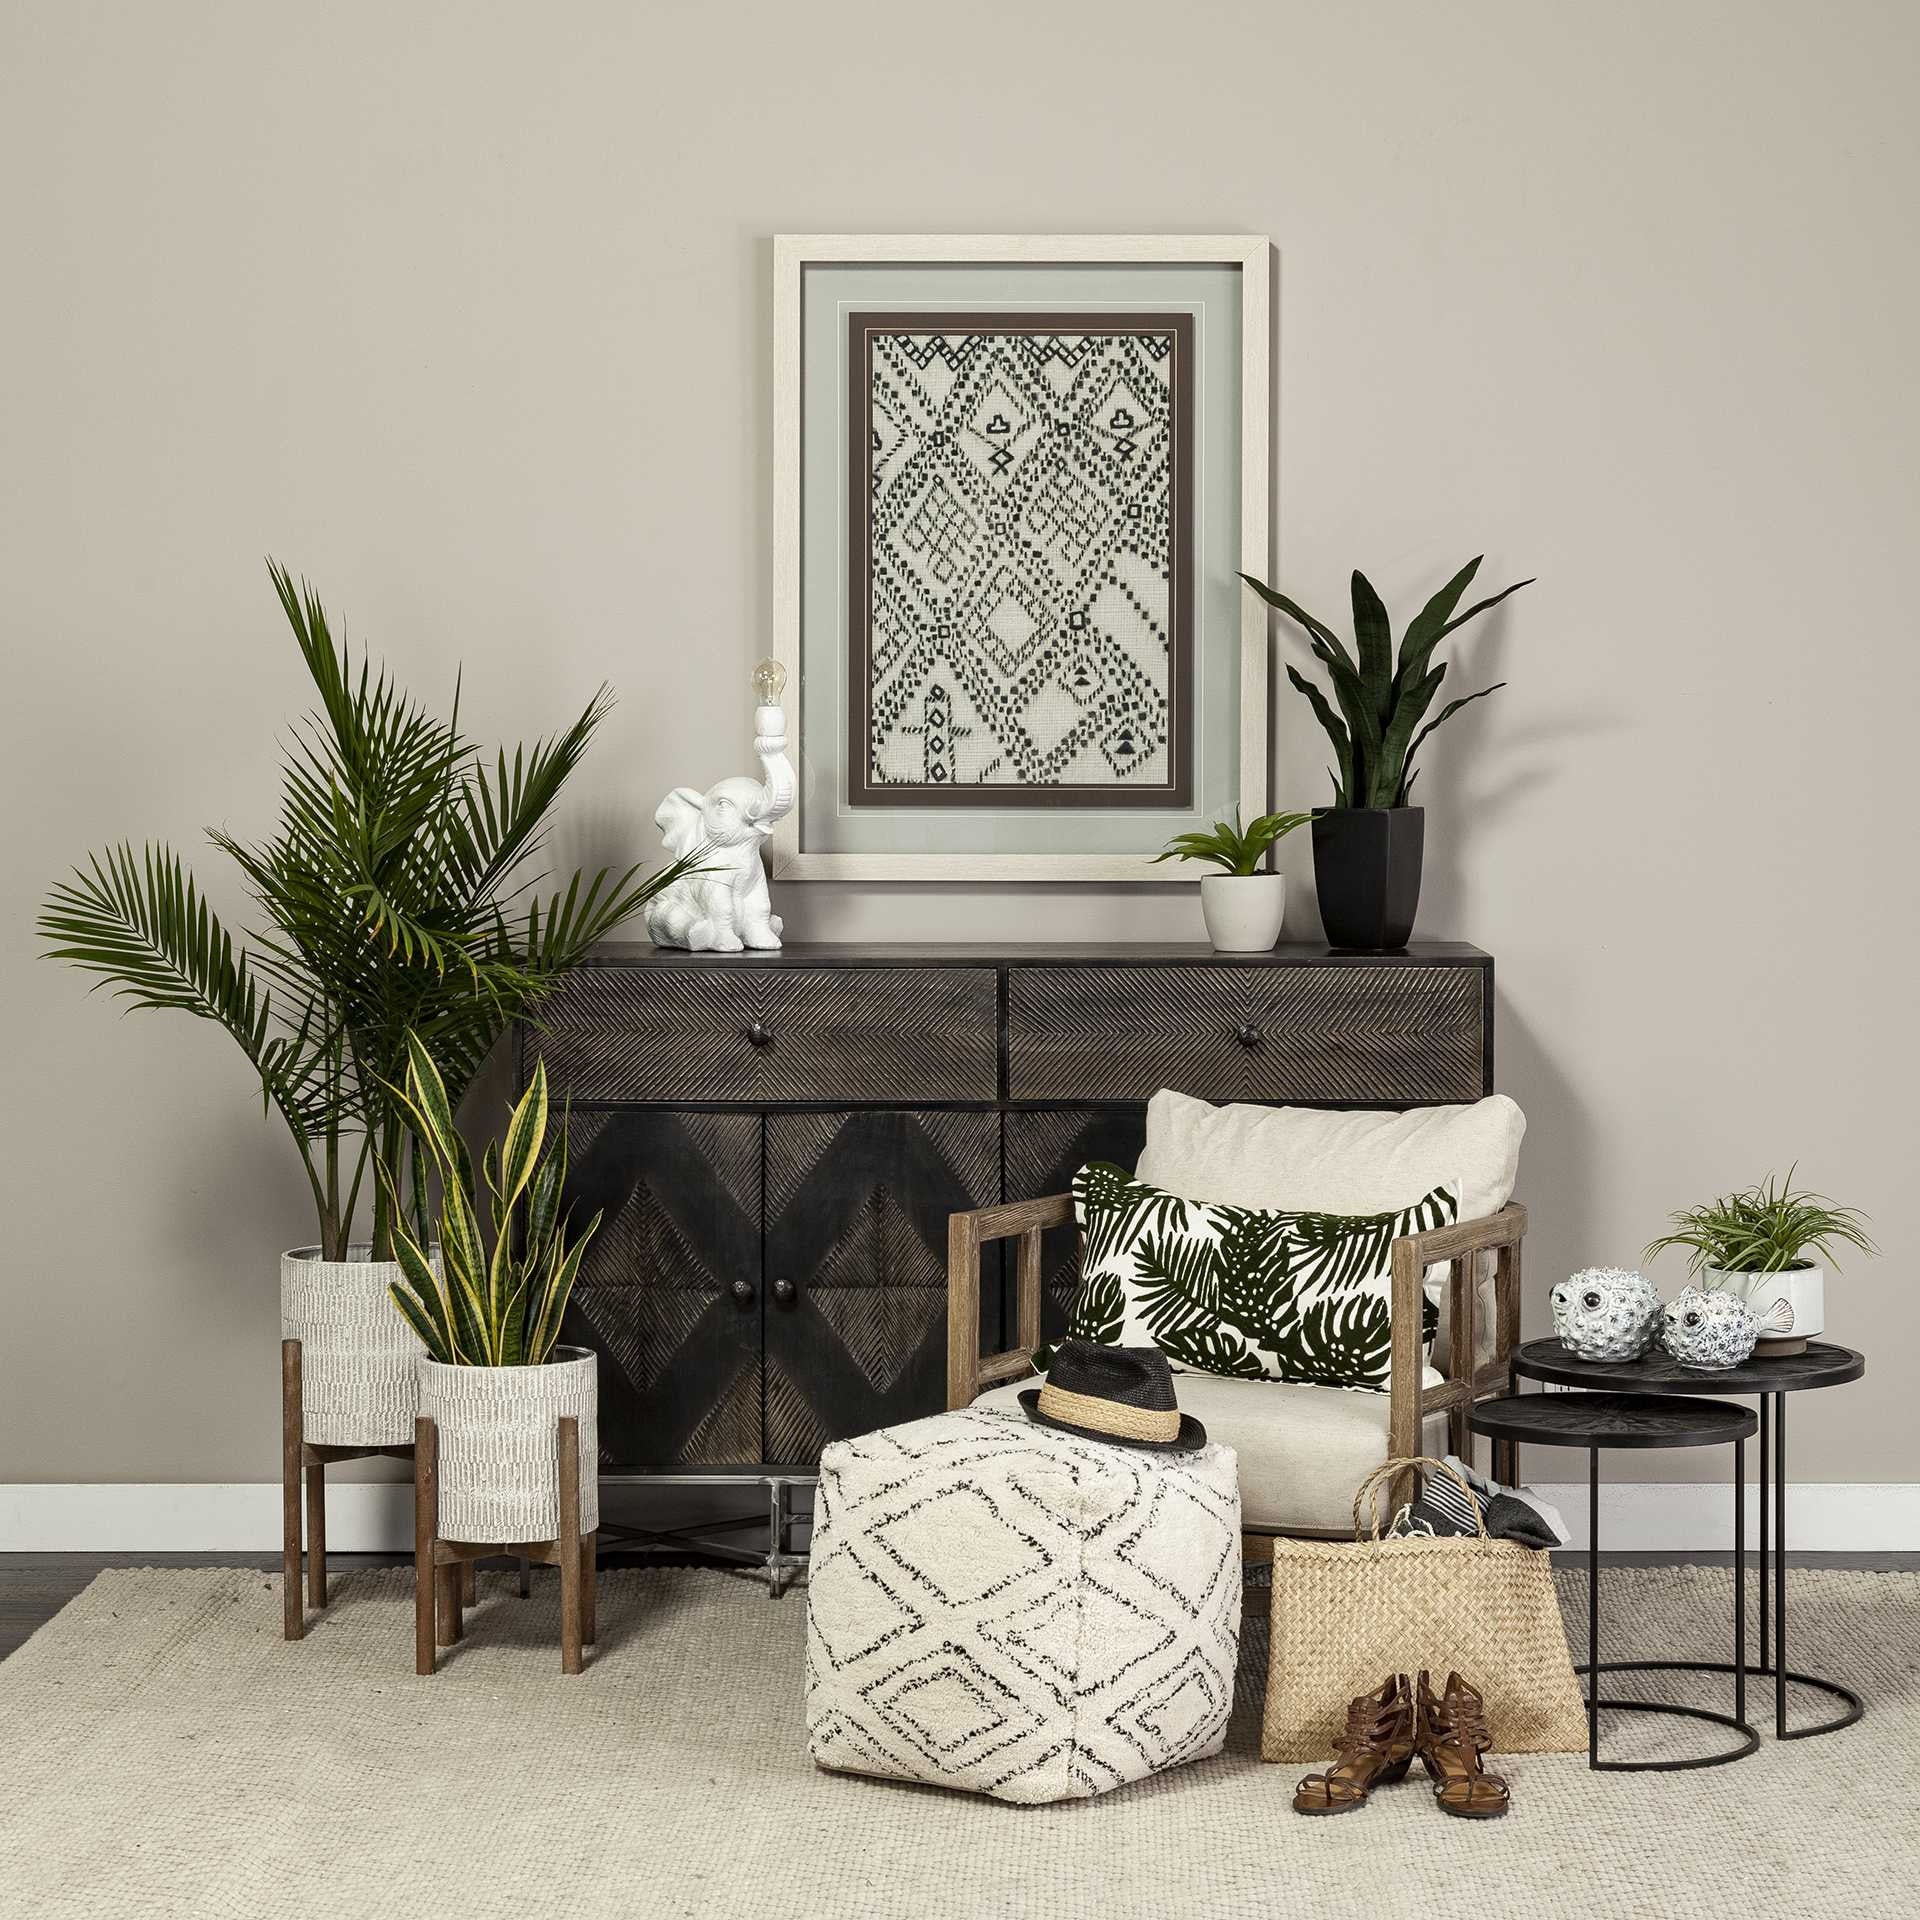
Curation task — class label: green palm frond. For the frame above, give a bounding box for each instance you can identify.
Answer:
[39,843,340,1141]
[1065,1267,1126,1346]
[1264,1293,1396,1391]
[1157,1321,1266,1379]
[44,560,686,1259]
[1129,1232,1224,1340]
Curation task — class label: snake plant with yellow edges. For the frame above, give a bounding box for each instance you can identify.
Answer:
[381,1031,599,1366]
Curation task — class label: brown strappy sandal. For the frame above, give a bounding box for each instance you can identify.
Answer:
[1415,1670,1511,1819]
[1292,1675,1415,1815]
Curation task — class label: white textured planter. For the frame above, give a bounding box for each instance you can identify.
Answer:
[419,1347,599,1544]
[1708,1264,1825,1352]
[1199,873,1287,952]
[280,1246,428,1447]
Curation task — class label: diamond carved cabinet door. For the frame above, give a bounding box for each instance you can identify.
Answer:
[557,1110,763,1470]
[763,1110,1001,1466]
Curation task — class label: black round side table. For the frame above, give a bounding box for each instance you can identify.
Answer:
[1470,1390,1760,1772]
[1509,1338,1865,1740]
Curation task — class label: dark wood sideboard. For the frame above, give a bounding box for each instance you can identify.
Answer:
[520,941,1494,1475]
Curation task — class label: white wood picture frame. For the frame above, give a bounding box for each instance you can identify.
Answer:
[771,233,1271,883]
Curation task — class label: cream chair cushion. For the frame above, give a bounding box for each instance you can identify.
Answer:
[973,1370,1448,1535]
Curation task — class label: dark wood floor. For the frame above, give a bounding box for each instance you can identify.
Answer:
[5,1549,1913,1662]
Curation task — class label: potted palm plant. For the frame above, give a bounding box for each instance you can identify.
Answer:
[1241,558,1531,951]
[1152,809,1312,951]
[40,562,691,1446]
[386,1035,601,1543]
[1645,1172,1875,1356]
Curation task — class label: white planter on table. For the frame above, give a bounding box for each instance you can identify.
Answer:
[280,1245,426,1446]
[1708,1263,1824,1355]
[1199,873,1287,952]
[418,1346,599,1543]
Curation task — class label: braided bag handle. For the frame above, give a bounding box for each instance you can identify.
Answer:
[1351,1455,1489,1549]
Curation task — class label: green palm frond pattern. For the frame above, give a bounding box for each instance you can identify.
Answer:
[1067,1161,1454,1393]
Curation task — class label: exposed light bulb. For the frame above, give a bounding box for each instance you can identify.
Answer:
[751,657,787,705]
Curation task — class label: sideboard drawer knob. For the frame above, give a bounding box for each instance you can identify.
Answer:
[730,1279,755,1307]
[1236,1023,1263,1048]
[771,1277,797,1306]
[747,1021,773,1049]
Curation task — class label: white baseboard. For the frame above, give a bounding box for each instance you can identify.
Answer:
[0,1483,416,1554]
[2,1481,1916,1554]
[1531,1482,1919,1553]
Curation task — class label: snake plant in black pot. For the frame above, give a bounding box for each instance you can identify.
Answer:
[1240,558,1531,950]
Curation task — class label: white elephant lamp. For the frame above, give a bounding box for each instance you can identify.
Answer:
[644,658,796,952]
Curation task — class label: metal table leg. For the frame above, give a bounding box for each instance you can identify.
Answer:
[1588,1445,1599,1769]
[1765,1389,1865,1740]
[1578,1436,1758,1771]
[1734,1434,1746,1734]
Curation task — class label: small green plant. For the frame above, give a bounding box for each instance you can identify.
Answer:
[382,1032,599,1366]
[1241,557,1532,807]
[1152,809,1313,876]
[1644,1171,1875,1276]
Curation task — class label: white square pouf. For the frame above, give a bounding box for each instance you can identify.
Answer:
[805,1407,1241,1804]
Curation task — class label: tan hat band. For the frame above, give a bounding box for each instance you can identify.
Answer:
[1036,1380,1180,1443]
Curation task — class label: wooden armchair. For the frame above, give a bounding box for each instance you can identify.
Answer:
[948,1196,1529,1536]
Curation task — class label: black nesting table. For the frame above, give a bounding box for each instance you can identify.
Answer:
[1508,1338,1866,1741]
[1471,1390,1760,1770]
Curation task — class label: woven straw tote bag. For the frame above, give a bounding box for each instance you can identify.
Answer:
[1262,1456,1589,1762]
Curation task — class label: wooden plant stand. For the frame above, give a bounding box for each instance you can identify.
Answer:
[281,1338,415,1641]
[413,1413,598,1676]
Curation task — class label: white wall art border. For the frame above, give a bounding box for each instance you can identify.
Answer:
[771,234,1271,882]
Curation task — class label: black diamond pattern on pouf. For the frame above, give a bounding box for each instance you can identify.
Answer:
[806,1408,1241,1803]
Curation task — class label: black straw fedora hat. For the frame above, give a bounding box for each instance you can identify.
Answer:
[1019,1340,1206,1452]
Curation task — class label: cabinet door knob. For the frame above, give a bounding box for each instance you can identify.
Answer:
[1236,1022,1262,1048]
[747,1021,773,1048]
[771,1277,797,1305]
[730,1279,755,1307]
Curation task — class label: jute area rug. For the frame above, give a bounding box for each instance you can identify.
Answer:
[2,1566,1915,1920]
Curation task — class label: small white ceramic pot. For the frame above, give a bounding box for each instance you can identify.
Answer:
[1199,874,1287,952]
[280,1246,428,1447]
[418,1347,599,1544]
[1707,1264,1824,1353]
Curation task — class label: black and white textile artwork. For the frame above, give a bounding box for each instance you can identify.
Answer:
[852,315,1194,808]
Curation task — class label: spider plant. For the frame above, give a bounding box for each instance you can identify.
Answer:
[1241,557,1532,806]
[39,561,694,1260]
[1152,809,1313,876]
[382,1032,596,1366]
[1644,1171,1876,1275]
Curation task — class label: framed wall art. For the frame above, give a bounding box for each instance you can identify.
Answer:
[771,234,1270,881]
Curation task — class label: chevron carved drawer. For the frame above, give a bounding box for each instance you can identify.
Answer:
[1007,963,1487,1105]
[535,965,997,1105]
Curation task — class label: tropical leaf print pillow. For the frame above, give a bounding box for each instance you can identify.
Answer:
[1066,1161,1456,1392]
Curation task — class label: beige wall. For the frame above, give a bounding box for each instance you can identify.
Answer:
[3,1,1914,1494]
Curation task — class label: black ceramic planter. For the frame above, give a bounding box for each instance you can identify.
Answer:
[1312,807,1425,951]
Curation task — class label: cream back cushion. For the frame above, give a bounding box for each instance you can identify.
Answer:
[1135,1091,1525,1369]
[1136,1090,1524,1223]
